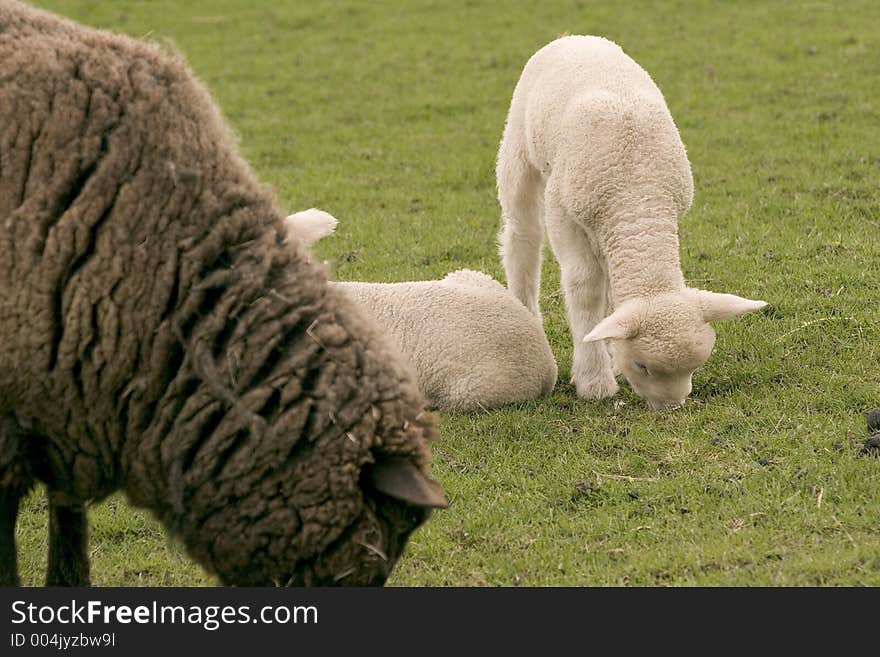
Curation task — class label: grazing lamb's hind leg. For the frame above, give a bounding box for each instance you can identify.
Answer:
[544,195,618,400]
[497,140,545,319]
[46,494,90,586]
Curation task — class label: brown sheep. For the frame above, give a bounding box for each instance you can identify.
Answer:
[0,0,446,587]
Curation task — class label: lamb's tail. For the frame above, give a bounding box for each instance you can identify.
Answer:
[284,208,338,246]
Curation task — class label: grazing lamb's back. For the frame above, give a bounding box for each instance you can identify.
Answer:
[497,35,765,410]
[511,36,693,228]
[0,0,445,587]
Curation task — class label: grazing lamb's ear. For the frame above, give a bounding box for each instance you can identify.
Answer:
[583,302,641,343]
[369,459,449,509]
[687,289,767,322]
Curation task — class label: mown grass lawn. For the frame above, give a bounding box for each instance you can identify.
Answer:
[17,0,880,586]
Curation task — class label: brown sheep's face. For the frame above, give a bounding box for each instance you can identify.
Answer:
[280,459,446,586]
[204,459,446,587]
[279,496,435,587]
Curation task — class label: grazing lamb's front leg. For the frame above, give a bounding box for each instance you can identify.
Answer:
[497,138,545,318]
[544,194,618,400]
[46,494,90,586]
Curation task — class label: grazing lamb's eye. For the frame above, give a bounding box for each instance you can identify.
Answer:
[634,362,652,376]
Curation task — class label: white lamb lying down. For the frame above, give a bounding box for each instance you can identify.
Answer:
[285,209,558,411]
[496,35,766,410]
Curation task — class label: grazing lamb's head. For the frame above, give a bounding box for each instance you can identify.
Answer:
[584,289,766,410]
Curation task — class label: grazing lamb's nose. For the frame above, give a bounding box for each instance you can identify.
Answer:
[649,398,685,411]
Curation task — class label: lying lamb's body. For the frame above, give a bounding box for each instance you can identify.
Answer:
[336,271,558,411]
[286,211,557,411]
[0,0,445,587]
[496,35,766,410]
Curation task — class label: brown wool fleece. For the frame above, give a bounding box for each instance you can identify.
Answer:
[0,0,441,586]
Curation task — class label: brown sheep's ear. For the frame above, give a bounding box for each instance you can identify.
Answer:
[369,459,449,509]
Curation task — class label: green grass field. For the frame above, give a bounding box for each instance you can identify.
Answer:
[16,0,880,586]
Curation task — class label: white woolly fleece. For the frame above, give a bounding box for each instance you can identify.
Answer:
[333,270,558,411]
[283,211,558,411]
[496,36,765,410]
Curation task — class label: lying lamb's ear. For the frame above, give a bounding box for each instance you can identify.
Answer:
[687,289,767,322]
[283,208,338,247]
[583,302,640,343]
[369,459,449,509]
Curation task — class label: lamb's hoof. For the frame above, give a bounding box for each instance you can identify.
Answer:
[573,374,619,401]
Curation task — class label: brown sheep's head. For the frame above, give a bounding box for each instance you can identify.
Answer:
[192,454,447,587]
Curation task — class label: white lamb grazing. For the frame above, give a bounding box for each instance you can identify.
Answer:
[496,35,766,410]
[286,210,558,411]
